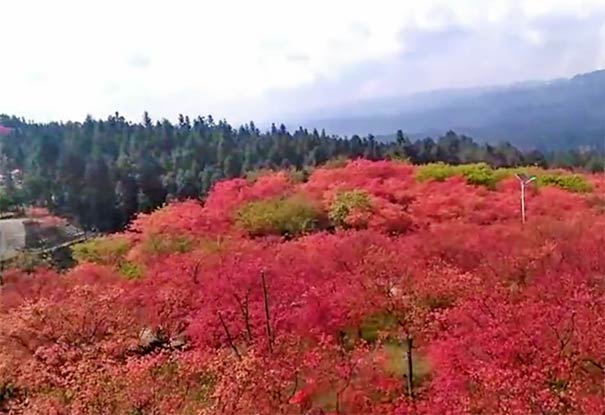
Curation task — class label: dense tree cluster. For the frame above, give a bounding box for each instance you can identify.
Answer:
[1,113,602,231]
[1,160,604,414]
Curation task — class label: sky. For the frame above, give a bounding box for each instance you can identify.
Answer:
[1,0,604,125]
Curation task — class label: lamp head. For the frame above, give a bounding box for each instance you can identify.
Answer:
[515,173,536,184]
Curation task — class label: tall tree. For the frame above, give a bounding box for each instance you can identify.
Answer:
[0,111,599,232]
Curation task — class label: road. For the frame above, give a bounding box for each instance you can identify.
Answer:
[0,218,27,260]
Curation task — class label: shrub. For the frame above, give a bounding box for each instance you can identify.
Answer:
[493,167,517,182]
[416,163,457,182]
[492,167,544,183]
[537,174,593,193]
[245,167,307,185]
[117,261,143,280]
[72,236,131,266]
[5,251,49,273]
[416,163,594,192]
[198,237,229,254]
[323,156,349,169]
[236,194,322,237]
[358,313,398,343]
[245,168,275,182]
[418,163,497,188]
[287,168,310,183]
[586,195,605,213]
[141,234,194,256]
[329,190,373,228]
[459,163,497,188]
[390,154,412,164]
[72,236,145,279]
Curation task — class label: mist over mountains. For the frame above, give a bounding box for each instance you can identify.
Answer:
[298,70,605,150]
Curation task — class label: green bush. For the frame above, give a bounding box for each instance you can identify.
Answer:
[72,236,145,279]
[417,163,497,188]
[142,234,193,256]
[245,167,308,183]
[287,168,310,183]
[417,163,592,193]
[5,251,49,273]
[358,313,398,343]
[495,169,592,193]
[198,237,229,254]
[416,162,457,182]
[537,174,593,193]
[493,166,544,182]
[328,189,373,228]
[0,189,17,214]
[493,168,516,182]
[389,154,412,164]
[72,236,131,265]
[236,194,322,237]
[323,156,349,169]
[118,261,143,280]
[459,163,497,188]
[245,168,275,182]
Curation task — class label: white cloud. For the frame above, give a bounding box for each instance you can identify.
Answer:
[0,0,603,123]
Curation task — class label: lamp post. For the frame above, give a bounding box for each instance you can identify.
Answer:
[515,173,536,224]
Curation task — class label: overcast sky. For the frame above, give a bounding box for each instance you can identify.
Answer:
[1,0,604,125]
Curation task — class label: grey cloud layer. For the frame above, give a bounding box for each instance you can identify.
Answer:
[253,9,605,124]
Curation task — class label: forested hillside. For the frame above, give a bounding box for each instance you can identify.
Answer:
[303,70,605,149]
[1,160,604,414]
[0,114,602,232]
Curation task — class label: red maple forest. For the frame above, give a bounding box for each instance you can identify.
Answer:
[1,160,604,414]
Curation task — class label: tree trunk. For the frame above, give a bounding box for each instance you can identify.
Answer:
[261,270,274,353]
[406,335,414,399]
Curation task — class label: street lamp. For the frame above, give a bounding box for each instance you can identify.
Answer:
[515,173,536,224]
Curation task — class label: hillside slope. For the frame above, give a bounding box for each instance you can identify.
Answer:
[1,160,604,414]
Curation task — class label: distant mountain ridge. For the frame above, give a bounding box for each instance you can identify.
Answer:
[300,70,605,150]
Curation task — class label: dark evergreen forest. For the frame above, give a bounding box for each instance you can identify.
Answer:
[0,113,602,232]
